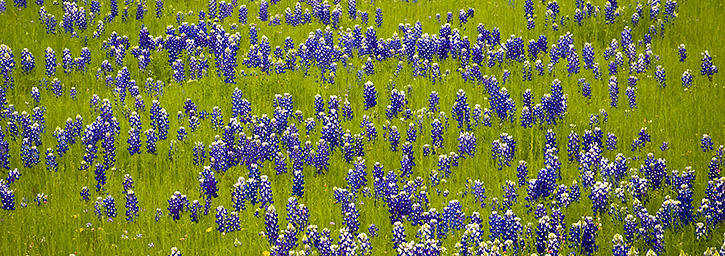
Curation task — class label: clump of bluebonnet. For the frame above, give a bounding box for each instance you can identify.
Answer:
[682,69,693,87]
[701,51,719,81]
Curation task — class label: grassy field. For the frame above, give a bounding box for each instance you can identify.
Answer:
[1,0,724,255]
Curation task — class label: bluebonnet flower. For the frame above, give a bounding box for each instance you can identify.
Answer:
[469,105,482,128]
[458,132,476,158]
[640,157,665,192]
[489,210,523,252]
[93,197,104,220]
[20,48,34,74]
[0,46,14,89]
[452,89,471,130]
[429,155,448,182]
[145,129,157,154]
[682,69,693,87]
[363,81,377,110]
[21,141,39,168]
[520,104,535,127]
[375,7,382,27]
[94,163,107,191]
[462,180,485,209]
[154,0,163,18]
[608,60,618,75]
[392,221,406,248]
[569,217,598,255]
[608,76,619,107]
[30,107,45,134]
[568,131,581,161]
[116,175,132,196]
[539,79,568,125]
[523,0,535,18]
[658,141,670,153]
[61,48,73,74]
[492,133,516,170]
[70,87,77,100]
[604,133,617,151]
[226,211,241,232]
[213,205,229,233]
[154,208,163,222]
[127,128,142,156]
[125,190,139,221]
[590,181,610,214]
[458,8,470,26]
[33,193,47,207]
[566,181,581,203]
[360,11,369,25]
[678,44,687,62]
[232,4,247,24]
[702,134,715,152]
[361,120,377,143]
[341,98,354,121]
[167,192,184,221]
[631,127,651,152]
[677,184,694,225]
[45,47,56,77]
[312,139,330,173]
[706,157,722,181]
[0,128,8,169]
[365,224,379,240]
[531,166,558,202]
[405,123,418,143]
[171,59,185,83]
[347,0,357,19]
[5,168,20,184]
[206,0,217,19]
[103,195,117,218]
[235,177,255,212]
[510,160,528,188]
[618,214,638,245]
[663,0,677,21]
[188,200,201,223]
[208,139,228,172]
[80,186,91,201]
[45,148,57,171]
[695,222,709,241]
[258,0,268,21]
[259,175,274,210]
[28,87,42,106]
[591,115,603,130]
[1,183,15,210]
[389,126,400,152]
[264,205,278,244]
[701,51,719,80]
[566,45,580,75]
[500,180,518,208]
[198,167,219,211]
[654,65,666,87]
[426,91,440,115]
[287,168,305,198]
[363,57,374,75]
[102,132,116,168]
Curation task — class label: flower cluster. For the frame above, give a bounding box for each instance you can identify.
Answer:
[363,81,377,110]
[492,133,516,170]
[457,132,476,158]
[701,51,718,80]
[702,134,714,152]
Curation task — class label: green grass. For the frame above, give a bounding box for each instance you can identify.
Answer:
[1,0,725,255]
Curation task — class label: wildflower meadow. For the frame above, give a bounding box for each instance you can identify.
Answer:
[0,0,724,255]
